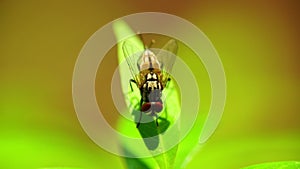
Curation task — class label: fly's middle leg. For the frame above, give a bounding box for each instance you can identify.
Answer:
[129,79,137,92]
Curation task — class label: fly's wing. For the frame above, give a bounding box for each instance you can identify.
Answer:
[155,39,178,87]
[122,40,144,85]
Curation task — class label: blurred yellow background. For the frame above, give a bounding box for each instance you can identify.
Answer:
[0,0,299,168]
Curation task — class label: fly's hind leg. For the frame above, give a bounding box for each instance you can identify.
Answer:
[136,98,143,128]
[136,112,142,128]
[155,114,159,127]
[129,79,137,92]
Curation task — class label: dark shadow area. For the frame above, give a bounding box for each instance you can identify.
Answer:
[131,109,171,150]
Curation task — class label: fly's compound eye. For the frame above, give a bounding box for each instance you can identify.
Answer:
[141,102,151,112]
[141,102,163,113]
[153,102,163,112]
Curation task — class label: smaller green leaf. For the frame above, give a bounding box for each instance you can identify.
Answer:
[241,161,300,169]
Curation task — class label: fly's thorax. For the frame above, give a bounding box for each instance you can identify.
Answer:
[138,69,162,87]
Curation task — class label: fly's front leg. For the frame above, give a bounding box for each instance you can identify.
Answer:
[129,79,136,92]
[165,77,171,88]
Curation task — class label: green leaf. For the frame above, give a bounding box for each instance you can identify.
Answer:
[241,161,300,169]
[113,20,180,169]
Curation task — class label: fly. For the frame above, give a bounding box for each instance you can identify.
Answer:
[122,35,178,128]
